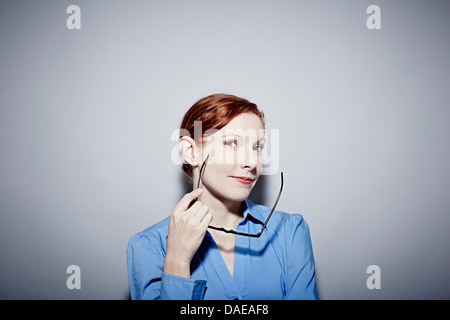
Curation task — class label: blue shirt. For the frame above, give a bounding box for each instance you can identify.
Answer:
[127,198,319,300]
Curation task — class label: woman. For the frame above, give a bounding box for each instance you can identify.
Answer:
[127,94,319,300]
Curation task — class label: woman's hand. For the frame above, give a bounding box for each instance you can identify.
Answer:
[163,188,213,278]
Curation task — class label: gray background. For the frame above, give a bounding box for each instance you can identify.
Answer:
[1,0,449,299]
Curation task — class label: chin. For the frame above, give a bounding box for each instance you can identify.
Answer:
[224,189,252,202]
[227,181,258,201]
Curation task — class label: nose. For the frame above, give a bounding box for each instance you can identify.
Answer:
[238,146,259,170]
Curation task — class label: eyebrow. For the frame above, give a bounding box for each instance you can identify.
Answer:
[222,133,266,143]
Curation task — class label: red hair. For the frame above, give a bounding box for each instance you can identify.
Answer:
[180,93,265,181]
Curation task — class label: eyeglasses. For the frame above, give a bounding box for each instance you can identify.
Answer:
[194,154,284,238]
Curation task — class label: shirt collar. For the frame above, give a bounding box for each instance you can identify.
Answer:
[242,198,266,225]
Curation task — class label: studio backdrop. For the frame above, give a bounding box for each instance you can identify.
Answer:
[0,0,449,299]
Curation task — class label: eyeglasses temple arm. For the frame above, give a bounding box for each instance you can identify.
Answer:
[257,172,284,236]
[196,154,284,238]
[192,154,210,204]
[209,172,284,238]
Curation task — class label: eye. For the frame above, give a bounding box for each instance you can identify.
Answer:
[254,144,264,152]
[224,140,238,148]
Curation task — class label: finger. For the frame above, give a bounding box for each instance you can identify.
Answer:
[191,203,209,223]
[185,201,203,215]
[200,212,213,228]
[173,188,203,213]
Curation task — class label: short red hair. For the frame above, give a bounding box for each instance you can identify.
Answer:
[179,93,265,181]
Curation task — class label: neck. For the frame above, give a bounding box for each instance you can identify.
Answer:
[197,188,245,230]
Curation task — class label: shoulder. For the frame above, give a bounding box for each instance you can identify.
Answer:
[251,204,315,260]
[272,210,309,237]
[128,216,170,253]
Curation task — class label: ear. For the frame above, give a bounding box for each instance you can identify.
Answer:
[179,136,200,167]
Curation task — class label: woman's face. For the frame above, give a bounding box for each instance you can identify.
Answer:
[197,112,266,203]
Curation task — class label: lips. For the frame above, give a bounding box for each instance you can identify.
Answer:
[230,176,255,185]
[232,176,254,181]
